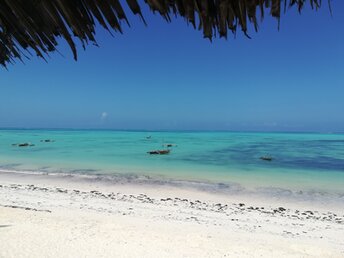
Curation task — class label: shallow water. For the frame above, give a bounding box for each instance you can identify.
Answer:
[0,130,343,198]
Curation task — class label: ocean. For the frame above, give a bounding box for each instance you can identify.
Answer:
[1,129,343,200]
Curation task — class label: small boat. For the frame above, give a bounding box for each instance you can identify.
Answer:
[17,142,35,147]
[163,143,177,148]
[147,149,170,155]
[260,156,273,161]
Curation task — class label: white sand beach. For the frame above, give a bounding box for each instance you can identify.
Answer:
[0,170,343,258]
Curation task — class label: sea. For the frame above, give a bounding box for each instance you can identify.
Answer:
[1,129,343,201]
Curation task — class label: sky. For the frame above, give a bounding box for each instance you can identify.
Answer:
[0,1,343,132]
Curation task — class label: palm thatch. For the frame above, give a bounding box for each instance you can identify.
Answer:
[0,0,327,68]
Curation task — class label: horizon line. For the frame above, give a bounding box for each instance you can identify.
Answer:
[0,127,343,135]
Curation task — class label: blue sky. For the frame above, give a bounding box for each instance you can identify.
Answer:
[0,2,343,132]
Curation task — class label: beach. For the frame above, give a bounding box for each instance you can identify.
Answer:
[1,170,343,258]
[1,130,344,257]
[1,0,343,256]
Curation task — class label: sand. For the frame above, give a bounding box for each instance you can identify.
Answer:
[0,170,343,258]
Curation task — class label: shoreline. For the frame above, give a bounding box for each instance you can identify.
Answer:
[1,170,344,257]
[1,168,343,211]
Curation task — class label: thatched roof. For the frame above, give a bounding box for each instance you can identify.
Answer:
[0,0,326,68]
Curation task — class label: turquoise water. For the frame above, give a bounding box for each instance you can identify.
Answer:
[0,130,344,197]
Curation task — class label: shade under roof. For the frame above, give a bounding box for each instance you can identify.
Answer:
[0,0,327,68]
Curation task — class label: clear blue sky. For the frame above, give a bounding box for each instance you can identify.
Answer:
[0,2,343,132]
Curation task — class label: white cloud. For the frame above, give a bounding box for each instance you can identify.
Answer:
[100,112,108,120]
